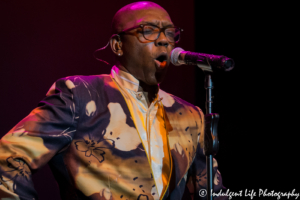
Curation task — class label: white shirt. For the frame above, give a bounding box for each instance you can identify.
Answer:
[111,66,170,199]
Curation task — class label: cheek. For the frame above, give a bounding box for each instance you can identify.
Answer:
[138,44,155,64]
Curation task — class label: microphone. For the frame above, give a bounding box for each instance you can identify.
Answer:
[170,47,234,72]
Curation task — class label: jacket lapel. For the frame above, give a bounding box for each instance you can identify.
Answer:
[159,90,199,187]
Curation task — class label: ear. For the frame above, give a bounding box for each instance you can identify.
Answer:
[110,34,123,56]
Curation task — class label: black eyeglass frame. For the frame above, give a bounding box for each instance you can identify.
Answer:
[117,24,183,44]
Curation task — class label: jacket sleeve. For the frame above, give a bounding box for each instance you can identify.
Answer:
[0,77,79,200]
[187,107,228,200]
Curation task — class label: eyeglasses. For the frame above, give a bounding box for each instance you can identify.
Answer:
[118,24,183,43]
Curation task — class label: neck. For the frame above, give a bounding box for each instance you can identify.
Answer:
[115,62,129,73]
[139,81,159,107]
[115,63,159,106]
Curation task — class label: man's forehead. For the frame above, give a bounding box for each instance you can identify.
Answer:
[129,9,172,25]
[112,1,172,33]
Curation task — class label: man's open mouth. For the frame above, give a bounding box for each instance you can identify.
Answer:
[155,54,168,68]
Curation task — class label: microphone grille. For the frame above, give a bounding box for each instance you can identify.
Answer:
[170,47,184,66]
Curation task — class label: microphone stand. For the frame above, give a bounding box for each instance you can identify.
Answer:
[193,53,233,200]
[203,72,219,200]
[172,47,234,199]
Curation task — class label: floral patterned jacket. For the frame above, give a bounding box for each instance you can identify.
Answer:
[0,74,227,200]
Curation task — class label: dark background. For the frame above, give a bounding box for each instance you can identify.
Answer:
[0,0,297,199]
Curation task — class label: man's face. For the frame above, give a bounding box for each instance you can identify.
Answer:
[117,6,175,85]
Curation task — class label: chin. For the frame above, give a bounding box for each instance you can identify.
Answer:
[154,73,166,85]
[145,75,163,86]
[143,70,166,86]
[146,80,160,86]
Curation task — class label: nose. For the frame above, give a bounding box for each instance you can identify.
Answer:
[155,31,169,47]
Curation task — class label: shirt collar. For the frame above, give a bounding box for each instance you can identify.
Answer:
[111,66,162,105]
[111,65,160,94]
[111,66,140,92]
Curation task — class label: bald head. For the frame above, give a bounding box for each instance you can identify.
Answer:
[112,1,171,34]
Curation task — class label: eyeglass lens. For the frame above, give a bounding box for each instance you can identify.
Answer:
[143,25,180,43]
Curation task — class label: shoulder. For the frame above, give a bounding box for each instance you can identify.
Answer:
[57,74,113,89]
[159,88,204,117]
[62,74,111,84]
[46,74,112,96]
[159,89,199,110]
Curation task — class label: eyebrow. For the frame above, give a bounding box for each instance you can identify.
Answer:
[139,21,174,27]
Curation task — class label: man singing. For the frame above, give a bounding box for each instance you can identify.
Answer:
[0,1,227,200]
